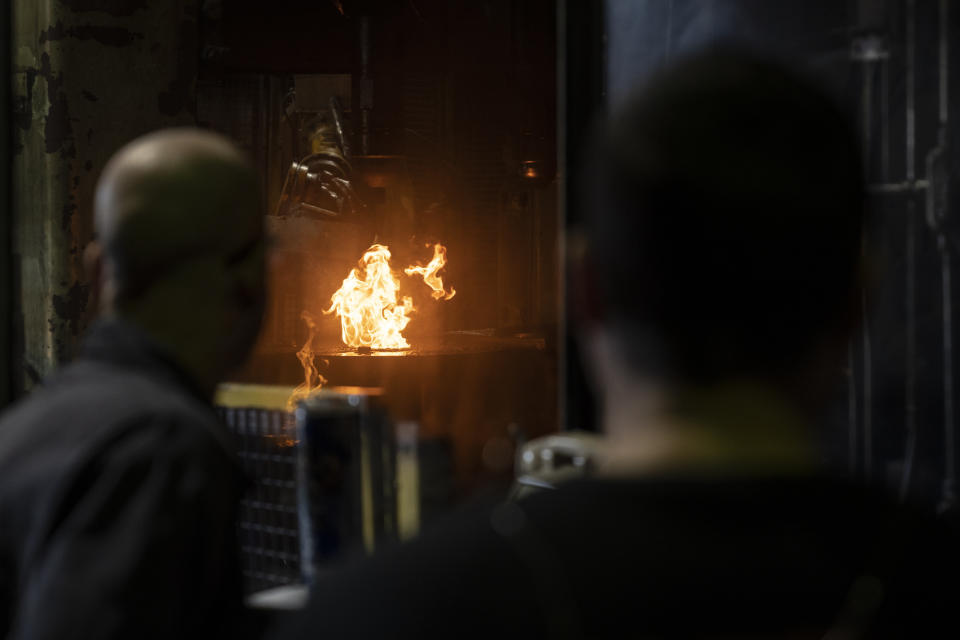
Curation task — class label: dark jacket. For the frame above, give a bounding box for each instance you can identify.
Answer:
[0,318,247,639]
[272,474,960,639]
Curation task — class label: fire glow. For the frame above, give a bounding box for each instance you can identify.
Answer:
[404,244,456,301]
[286,311,328,411]
[325,243,455,350]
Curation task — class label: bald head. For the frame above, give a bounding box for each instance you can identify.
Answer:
[91,128,267,391]
[95,128,260,301]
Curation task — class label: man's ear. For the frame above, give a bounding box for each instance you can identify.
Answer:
[83,240,106,314]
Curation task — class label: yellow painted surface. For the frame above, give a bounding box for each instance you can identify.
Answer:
[214,383,297,411]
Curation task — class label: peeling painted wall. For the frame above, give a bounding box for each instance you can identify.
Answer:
[11,0,199,394]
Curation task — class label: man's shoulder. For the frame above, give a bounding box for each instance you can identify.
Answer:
[516,474,946,559]
[279,475,960,638]
[517,475,959,634]
[0,358,230,486]
[48,357,212,420]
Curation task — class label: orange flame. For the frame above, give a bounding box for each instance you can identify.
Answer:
[404,243,456,301]
[325,244,415,349]
[287,312,327,411]
[324,242,455,350]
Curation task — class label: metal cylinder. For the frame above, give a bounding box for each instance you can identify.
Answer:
[295,387,396,585]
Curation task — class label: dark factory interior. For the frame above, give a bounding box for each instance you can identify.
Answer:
[3,0,960,637]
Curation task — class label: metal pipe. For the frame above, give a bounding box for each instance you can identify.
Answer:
[862,289,873,482]
[881,53,891,181]
[849,9,889,481]
[860,58,876,482]
[328,96,350,158]
[874,7,911,500]
[848,342,858,476]
[907,0,917,181]
[900,199,918,501]
[901,0,918,496]
[862,60,875,161]
[940,235,955,511]
[936,0,955,514]
[940,0,949,126]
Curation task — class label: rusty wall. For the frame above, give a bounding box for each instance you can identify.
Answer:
[11,0,199,394]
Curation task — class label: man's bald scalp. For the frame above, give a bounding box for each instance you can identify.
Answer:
[94,128,260,302]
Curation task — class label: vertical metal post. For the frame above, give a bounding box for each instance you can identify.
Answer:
[556,0,568,432]
[901,198,918,500]
[939,0,949,126]
[894,0,917,501]
[906,0,916,187]
[850,25,888,481]
[940,233,954,510]
[862,291,873,481]
[861,57,875,482]
[936,0,955,514]
[848,342,859,475]
[899,0,919,496]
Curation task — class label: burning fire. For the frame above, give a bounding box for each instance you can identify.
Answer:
[287,242,454,410]
[325,242,455,350]
[286,311,328,411]
[404,244,456,301]
[325,244,415,349]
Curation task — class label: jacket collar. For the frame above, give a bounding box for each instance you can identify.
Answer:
[79,316,210,405]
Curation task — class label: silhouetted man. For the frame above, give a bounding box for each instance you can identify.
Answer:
[270,50,959,638]
[0,129,266,639]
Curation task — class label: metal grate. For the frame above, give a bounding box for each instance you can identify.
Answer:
[218,405,301,594]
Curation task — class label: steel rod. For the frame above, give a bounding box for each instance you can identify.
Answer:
[937,0,955,513]
[901,199,918,501]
